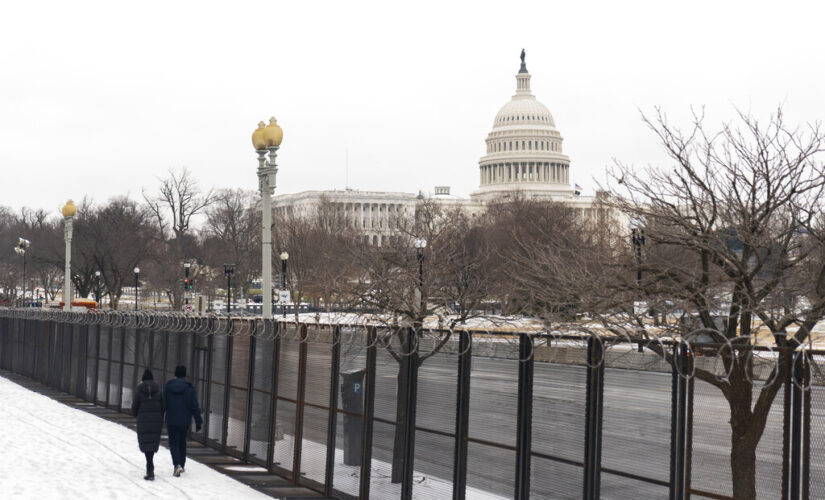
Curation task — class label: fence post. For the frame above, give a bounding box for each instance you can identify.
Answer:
[60,322,67,392]
[453,330,472,500]
[583,336,604,500]
[68,323,76,394]
[802,353,810,500]
[19,317,25,374]
[161,329,169,387]
[105,326,113,407]
[77,324,87,397]
[789,351,804,500]
[93,323,101,403]
[400,326,421,500]
[243,326,257,462]
[324,325,342,496]
[29,320,36,378]
[203,332,214,444]
[266,320,280,470]
[359,326,377,499]
[292,323,309,483]
[118,326,126,411]
[222,331,234,451]
[669,342,690,500]
[146,328,153,373]
[514,333,534,500]
[53,321,61,389]
[133,328,141,397]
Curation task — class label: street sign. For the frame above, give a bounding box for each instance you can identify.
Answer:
[183,304,194,313]
[278,290,290,304]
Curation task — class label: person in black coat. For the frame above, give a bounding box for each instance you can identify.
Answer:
[131,369,164,480]
[163,365,203,477]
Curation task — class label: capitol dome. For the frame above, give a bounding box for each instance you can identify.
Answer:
[493,95,555,128]
[471,52,573,201]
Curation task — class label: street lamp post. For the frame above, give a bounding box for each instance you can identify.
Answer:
[252,117,283,319]
[280,251,289,318]
[62,200,77,311]
[184,261,191,305]
[224,264,234,316]
[14,238,30,307]
[630,224,645,288]
[94,271,101,305]
[413,238,427,316]
[134,267,140,311]
[630,219,647,352]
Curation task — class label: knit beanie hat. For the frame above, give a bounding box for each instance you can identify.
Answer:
[141,369,153,381]
[175,365,187,378]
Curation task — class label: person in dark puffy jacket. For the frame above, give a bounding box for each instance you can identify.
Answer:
[163,365,203,477]
[131,369,164,480]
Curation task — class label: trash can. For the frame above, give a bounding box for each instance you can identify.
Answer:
[340,369,365,466]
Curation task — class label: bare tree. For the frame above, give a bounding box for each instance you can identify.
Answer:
[342,199,494,482]
[85,197,157,309]
[586,107,825,499]
[203,188,261,303]
[480,195,612,319]
[272,198,360,320]
[143,167,214,310]
[0,205,24,302]
[143,167,213,243]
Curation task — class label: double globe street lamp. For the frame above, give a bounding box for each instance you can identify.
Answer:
[14,237,30,306]
[252,117,283,319]
[14,238,31,306]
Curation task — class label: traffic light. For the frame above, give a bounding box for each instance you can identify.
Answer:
[189,279,194,290]
[183,278,189,290]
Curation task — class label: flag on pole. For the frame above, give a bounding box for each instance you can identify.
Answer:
[574,183,583,195]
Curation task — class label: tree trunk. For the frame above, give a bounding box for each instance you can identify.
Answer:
[730,421,758,500]
[727,365,758,500]
[391,354,410,483]
[391,327,419,484]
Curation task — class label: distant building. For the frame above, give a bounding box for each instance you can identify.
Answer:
[272,53,595,244]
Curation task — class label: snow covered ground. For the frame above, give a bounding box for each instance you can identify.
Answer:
[0,376,270,500]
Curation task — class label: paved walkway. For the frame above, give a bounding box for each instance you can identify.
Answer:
[0,370,328,499]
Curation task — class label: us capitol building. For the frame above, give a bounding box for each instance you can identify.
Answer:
[273,52,595,246]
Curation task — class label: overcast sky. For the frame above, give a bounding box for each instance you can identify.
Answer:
[2,1,823,214]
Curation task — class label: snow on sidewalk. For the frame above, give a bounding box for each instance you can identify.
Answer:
[0,376,270,500]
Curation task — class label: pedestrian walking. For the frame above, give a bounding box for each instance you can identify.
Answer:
[163,365,203,477]
[131,369,164,481]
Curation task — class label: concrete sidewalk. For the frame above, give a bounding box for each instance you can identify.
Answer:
[0,370,329,499]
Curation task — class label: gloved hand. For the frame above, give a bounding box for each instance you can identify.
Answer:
[196,424,202,432]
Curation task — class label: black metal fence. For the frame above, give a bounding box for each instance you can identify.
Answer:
[0,308,822,499]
